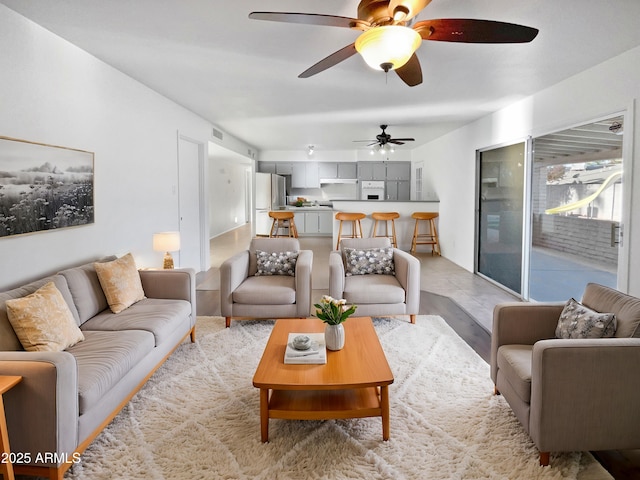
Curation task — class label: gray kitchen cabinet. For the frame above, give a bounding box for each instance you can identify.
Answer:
[259,162,276,174]
[337,162,357,179]
[276,163,293,175]
[386,180,411,201]
[318,162,338,179]
[357,162,386,180]
[292,163,320,188]
[299,211,332,235]
[385,162,411,180]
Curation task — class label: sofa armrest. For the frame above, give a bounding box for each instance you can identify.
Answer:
[392,249,420,314]
[294,250,313,317]
[0,351,78,467]
[139,268,196,316]
[530,338,640,452]
[329,251,345,300]
[490,302,564,383]
[219,250,250,316]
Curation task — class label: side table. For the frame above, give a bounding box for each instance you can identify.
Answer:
[0,376,22,480]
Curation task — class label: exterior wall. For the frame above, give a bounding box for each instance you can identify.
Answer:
[532,214,618,267]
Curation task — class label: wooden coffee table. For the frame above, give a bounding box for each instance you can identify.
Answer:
[252,317,394,442]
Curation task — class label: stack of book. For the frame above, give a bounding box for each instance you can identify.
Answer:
[284,333,327,364]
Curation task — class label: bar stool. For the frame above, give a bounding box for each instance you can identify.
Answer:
[335,212,365,250]
[268,211,298,238]
[410,212,441,255]
[371,212,399,248]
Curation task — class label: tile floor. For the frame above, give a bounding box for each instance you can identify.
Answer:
[200,223,520,332]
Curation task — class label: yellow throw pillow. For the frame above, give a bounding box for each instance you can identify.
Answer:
[94,253,146,313]
[6,281,84,352]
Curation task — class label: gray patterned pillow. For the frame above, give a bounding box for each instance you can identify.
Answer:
[344,247,395,276]
[555,298,616,339]
[255,250,298,276]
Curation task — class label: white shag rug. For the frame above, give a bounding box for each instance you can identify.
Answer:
[65,316,612,480]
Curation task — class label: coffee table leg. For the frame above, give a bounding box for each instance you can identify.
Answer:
[380,385,390,440]
[260,388,269,442]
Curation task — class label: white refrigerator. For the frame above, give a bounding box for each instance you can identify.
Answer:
[255,173,286,236]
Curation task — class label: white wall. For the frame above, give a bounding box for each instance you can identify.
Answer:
[0,6,252,289]
[208,155,250,237]
[413,44,640,295]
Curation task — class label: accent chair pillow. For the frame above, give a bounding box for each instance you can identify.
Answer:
[255,250,298,276]
[5,281,85,352]
[555,298,616,339]
[344,247,395,276]
[94,253,146,313]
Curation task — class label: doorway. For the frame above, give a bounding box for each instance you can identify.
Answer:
[476,142,527,295]
[475,115,627,300]
[529,116,623,301]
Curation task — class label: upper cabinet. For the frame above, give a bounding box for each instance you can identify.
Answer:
[357,161,410,181]
[258,162,276,174]
[337,163,357,179]
[385,162,411,181]
[276,163,294,175]
[318,162,338,179]
[292,162,320,188]
[357,162,387,180]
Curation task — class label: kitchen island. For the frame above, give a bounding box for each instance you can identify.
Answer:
[331,200,440,251]
[283,205,333,236]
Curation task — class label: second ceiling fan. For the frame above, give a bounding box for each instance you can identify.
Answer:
[249,0,539,87]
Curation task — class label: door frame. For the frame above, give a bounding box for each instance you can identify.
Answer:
[177,132,209,272]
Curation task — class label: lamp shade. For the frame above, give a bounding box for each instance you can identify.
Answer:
[355,26,422,71]
[153,231,181,252]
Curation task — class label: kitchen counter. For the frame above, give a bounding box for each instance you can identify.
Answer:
[284,205,334,211]
[331,200,440,251]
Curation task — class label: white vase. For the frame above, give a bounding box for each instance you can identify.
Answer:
[325,323,345,351]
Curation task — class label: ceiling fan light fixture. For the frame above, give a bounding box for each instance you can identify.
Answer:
[355,26,422,71]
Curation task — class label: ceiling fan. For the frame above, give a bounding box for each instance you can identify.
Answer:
[249,0,539,87]
[355,125,415,147]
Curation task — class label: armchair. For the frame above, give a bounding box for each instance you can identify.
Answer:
[220,238,313,327]
[491,283,640,466]
[329,237,420,323]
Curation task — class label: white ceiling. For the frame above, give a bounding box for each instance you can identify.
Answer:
[4,0,640,153]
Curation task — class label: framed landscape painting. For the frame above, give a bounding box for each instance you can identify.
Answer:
[0,136,94,238]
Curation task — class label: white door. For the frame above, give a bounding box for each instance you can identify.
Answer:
[178,135,206,271]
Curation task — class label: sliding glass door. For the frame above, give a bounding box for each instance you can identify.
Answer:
[476,116,626,300]
[529,117,623,301]
[476,142,527,295]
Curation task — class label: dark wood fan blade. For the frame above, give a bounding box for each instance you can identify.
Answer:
[414,19,539,43]
[249,12,360,29]
[299,43,358,78]
[391,138,415,142]
[395,54,423,87]
[389,140,406,145]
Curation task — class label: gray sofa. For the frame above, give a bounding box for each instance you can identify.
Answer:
[491,282,640,466]
[0,257,196,480]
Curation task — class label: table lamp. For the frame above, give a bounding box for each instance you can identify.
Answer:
[153,231,181,269]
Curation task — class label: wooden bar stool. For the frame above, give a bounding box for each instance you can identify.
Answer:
[268,211,298,238]
[410,212,441,255]
[335,212,365,250]
[371,212,399,248]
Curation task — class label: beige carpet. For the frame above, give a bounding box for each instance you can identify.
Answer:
[64,316,612,479]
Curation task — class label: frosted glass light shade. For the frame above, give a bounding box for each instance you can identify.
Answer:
[355,26,422,71]
[153,232,181,252]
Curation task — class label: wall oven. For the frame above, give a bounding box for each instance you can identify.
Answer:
[360,180,385,200]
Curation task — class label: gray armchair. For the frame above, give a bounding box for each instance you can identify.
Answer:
[491,283,640,466]
[220,238,313,327]
[329,237,420,323]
